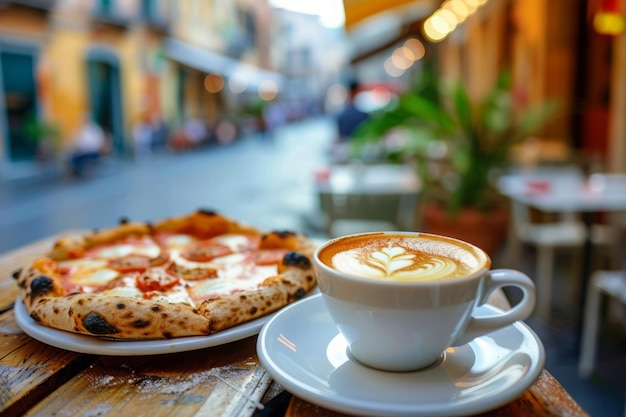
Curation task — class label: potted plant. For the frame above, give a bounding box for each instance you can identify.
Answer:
[23,117,61,162]
[349,68,558,255]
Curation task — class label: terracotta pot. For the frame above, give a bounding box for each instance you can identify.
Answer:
[421,204,509,258]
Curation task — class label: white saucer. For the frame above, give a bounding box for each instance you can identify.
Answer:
[14,291,319,356]
[257,294,545,417]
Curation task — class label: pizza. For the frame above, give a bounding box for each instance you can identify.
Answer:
[14,210,317,339]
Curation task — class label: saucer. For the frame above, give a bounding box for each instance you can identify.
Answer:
[257,294,545,417]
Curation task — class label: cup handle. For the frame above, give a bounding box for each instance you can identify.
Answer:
[452,269,537,346]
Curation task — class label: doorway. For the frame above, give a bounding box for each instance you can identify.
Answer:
[86,48,124,155]
[0,49,38,161]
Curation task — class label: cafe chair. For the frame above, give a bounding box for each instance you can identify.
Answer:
[315,164,421,237]
[578,269,626,378]
[318,191,419,237]
[507,200,611,319]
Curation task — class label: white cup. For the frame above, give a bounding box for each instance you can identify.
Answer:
[313,231,537,372]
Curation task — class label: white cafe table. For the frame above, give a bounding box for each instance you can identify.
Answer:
[314,163,421,236]
[498,169,626,347]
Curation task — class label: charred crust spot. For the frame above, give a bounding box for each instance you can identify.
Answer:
[133,320,151,329]
[116,303,126,310]
[30,276,54,298]
[249,307,258,315]
[263,230,296,240]
[53,307,60,314]
[294,288,306,299]
[119,217,130,224]
[306,275,314,283]
[151,305,161,312]
[197,208,218,216]
[30,312,41,322]
[11,269,22,280]
[163,332,173,338]
[77,299,87,306]
[282,252,311,269]
[83,312,119,335]
[239,295,247,300]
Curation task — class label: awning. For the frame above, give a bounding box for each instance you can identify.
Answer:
[164,38,284,91]
[342,0,434,30]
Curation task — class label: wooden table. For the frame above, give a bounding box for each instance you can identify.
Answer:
[0,233,589,417]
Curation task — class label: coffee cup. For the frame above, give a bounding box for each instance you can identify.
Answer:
[313,231,537,372]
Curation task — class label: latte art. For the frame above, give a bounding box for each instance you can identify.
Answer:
[332,245,460,281]
[318,233,486,282]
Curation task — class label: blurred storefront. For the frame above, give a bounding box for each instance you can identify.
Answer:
[0,0,172,179]
[164,0,283,146]
[0,0,289,180]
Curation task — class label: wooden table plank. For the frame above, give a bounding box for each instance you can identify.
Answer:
[0,310,95,417]
[23,336,270,417]
[285,369,587,417]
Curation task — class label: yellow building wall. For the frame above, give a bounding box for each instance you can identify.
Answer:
[45,27,90,145]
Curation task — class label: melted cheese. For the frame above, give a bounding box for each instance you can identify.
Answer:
[94,242,161,259]
[211,234,255,251]
[172,251,247,270]
[189,264,277,297]
[101,277,143,298]
[150,284,194,305]
[59,258,108,269]
[162,234,195,250]
[72,268,120,286]
[59,259,119,287]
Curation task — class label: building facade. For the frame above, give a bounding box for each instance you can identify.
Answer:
[0,0,285,180]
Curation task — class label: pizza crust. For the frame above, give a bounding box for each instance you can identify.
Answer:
[201,252,316,332]
[28,294,210,338]
[16,210,318,339]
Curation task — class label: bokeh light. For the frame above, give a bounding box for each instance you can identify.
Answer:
[204,73,224,93]
[258,80,279,101]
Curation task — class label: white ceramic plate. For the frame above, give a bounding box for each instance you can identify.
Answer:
[257,294,546,417]
[14,290,318,356]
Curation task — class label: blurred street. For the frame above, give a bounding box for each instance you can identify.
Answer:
[0,116,334,254]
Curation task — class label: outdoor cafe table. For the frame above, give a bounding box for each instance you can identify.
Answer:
[0,232,588,416]
[497,172,626,341]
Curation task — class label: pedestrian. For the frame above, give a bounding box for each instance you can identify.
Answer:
[67,113,107,177]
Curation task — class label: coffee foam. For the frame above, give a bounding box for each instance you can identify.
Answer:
[319,234,485,281]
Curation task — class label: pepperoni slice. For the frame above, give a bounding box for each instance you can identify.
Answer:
[108,255,151,272]
[181,242,233,262]
[136,268,179,292]
[149,252,170,267]
[253,249,288,266]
